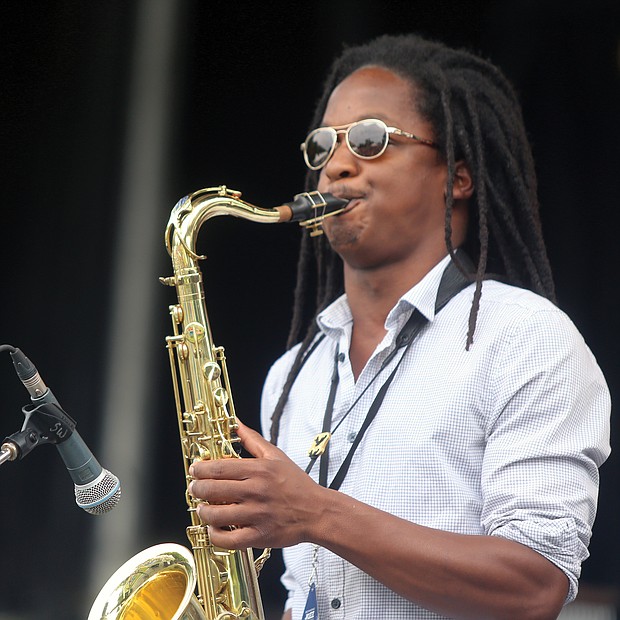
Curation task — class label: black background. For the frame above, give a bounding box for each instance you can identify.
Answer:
[0,1,618,618]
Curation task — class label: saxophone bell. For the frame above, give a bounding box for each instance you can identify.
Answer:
[88,543,203,620]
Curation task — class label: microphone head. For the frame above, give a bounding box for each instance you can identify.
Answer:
[75,469,121,515]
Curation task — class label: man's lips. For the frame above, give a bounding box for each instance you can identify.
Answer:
[340,197,360,213]
[329,194,364,215]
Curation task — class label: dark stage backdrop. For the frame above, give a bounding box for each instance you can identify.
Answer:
[0,1,618,619]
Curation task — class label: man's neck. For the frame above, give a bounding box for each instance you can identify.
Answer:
[343,253,447,379]
[343,252,447,326]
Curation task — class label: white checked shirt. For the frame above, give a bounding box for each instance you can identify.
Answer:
[260,256,611,620]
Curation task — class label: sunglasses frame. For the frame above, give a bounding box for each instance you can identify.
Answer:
[300,118,437,171]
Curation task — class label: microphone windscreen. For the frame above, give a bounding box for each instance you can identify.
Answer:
[75,469,121,515]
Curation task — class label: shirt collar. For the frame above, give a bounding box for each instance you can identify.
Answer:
[317,254,454,337]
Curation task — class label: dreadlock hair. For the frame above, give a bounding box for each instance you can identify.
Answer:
[269,33,555,445]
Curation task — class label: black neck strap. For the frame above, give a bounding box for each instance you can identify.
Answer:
[310,256,472,490]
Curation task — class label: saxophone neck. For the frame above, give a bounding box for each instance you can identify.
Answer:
[165,186,350,259]
[165,186,282,261]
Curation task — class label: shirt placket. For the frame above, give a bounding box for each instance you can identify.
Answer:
[317,333,399,618]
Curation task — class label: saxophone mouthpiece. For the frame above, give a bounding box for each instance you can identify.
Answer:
[275,191,349,237]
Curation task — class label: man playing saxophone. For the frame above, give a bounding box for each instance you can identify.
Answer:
[188,34,611,620]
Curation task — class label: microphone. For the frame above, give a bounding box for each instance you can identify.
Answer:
[6,346,121,515]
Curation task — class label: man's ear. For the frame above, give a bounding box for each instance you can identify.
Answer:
[452,160,474,200]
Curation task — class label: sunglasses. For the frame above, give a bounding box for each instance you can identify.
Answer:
[300,118,437,170]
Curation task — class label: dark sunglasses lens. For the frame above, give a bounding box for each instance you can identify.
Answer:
[349,121,387,157]
[306,129,335,168]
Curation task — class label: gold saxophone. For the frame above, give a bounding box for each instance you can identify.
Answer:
[88,186,347,620]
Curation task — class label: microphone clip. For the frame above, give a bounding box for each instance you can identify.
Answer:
[2,400,76,463]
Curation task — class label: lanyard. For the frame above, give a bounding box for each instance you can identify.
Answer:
[309,308,426,490]
[305,255,472,491]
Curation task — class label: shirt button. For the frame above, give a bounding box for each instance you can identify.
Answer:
[347,431,357,443]
[337,352,345,362]
[330,598,342,609]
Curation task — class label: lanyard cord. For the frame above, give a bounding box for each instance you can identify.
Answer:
[307,308,426,489]
[304,254,473,491]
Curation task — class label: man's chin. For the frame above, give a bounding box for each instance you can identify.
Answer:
[323,221,362,251]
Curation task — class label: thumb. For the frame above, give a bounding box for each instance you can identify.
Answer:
[236,419,282,460]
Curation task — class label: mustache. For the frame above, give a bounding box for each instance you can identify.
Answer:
[324,184,366,201]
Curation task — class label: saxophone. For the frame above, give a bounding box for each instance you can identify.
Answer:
[88,186,347,620]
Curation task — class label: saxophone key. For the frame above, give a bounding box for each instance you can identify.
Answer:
[185,322,206,344]
[212,386,229,407]
[203,361,221,382]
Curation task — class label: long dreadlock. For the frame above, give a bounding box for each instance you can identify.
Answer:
[270,34,555,444]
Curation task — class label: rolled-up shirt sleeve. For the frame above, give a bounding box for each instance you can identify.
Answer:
[481,308,611,602]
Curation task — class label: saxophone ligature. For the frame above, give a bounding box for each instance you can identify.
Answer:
[88,187,347,620]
